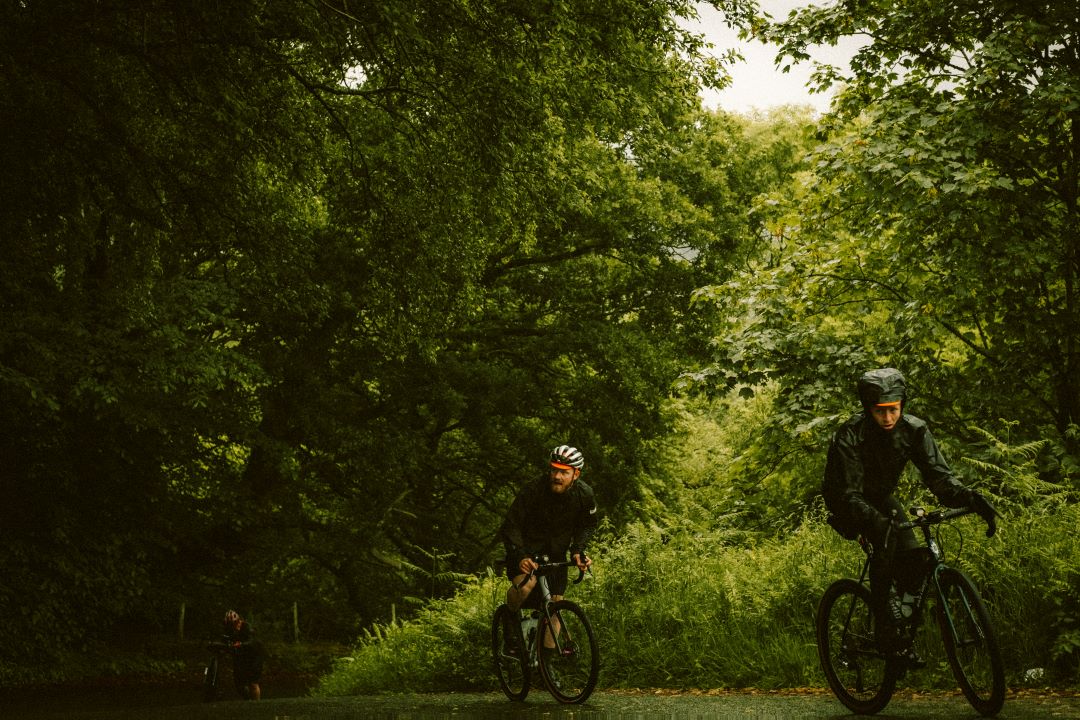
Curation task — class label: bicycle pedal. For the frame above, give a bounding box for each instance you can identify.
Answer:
[890,647,926,670]
[904,651,927,669]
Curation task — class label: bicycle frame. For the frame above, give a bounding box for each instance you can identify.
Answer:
[513,557,587,661]
[493,554,599,704]
[849,507,969,619]
[820,505,1004,716]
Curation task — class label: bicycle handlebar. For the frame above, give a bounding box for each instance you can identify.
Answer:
[207,634,245,654]
[896,505,973,531]
[513,554,590,590]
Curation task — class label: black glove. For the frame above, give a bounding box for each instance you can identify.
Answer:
[968,491,998,537]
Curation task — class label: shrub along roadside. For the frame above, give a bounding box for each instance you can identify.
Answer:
[314,500,1080,696]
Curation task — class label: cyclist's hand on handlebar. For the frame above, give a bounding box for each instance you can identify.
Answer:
[572,552,592,573]
[518,556,539,575]
[968,491,998,537]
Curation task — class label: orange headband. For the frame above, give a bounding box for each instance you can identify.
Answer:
[875,400,901,408]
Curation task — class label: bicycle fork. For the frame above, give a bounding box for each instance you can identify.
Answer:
[933,572,986,651]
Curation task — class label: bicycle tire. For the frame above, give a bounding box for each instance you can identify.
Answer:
[817,578,898,715]
[492,604,530,701]
[536,599,599,704]
[201,655,219,703]
[935,567,1005,717]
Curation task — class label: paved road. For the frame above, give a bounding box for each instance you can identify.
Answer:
[5,689,1079,720]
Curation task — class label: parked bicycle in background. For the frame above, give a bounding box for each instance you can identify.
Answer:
[201,636,235,703]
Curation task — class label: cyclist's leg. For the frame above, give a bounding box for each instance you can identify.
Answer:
[541,567,569,652]
[868,496,918,651]
[545,596,563,653]
[893,545,929,592]
[500,568,532,659]
[507,572,536,611]
[867,545,893,645]
[244,650,264,701]
[871,497,929,663]
[505,559,538,611]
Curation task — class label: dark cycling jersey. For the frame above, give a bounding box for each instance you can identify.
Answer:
[500,476,598,572]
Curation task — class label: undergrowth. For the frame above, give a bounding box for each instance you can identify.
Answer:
[315,415,1080,696]
[314,498,1080,696]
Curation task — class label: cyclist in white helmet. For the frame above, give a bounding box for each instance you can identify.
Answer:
[500,445,597,612]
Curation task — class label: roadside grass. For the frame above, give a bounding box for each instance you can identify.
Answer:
[312,520,848,696]
[588,520,830,690]
[314,572,502,696]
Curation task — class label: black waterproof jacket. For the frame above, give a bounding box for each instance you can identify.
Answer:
[500,476,598,569]
[823,412,971,536]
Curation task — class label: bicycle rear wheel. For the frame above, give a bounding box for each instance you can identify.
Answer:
[537,600,599,704]
[201,655,219,703]
[935,568,1004,717]
[492,604,530,701]
[817,578,898,715]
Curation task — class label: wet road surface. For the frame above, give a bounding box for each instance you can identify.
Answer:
[3,688,1078,719]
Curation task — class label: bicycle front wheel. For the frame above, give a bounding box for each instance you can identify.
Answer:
[935,568,1005,717]
[816,578,898,715]
[537,600,599,704]
[492,604,529,701]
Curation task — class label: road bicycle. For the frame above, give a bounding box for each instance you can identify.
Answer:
[816,506,1005,716]
[201,636,236,702]
[491,555,600,704]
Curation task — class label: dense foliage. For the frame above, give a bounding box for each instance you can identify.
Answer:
[0,0,771,680]
[317,0,1080,697]
[700,0,1080,443]
[3,0,1078,692]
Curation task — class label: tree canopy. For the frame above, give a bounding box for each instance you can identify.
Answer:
[6,0,1078,684]
[0,0,770,666]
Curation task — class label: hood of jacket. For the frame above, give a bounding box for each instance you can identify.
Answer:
[857,368,907,411]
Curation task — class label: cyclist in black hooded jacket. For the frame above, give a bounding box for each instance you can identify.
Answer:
[500,445,597,612]
[822,368,997,661]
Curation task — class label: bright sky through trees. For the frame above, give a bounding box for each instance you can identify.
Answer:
[685,0,863,114]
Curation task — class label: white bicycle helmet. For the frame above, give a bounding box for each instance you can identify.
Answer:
[550,445,584,469]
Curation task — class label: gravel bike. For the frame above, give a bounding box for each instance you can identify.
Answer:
[201,637,235,703]
[817,506,1005,717]
[491,555,600,704]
